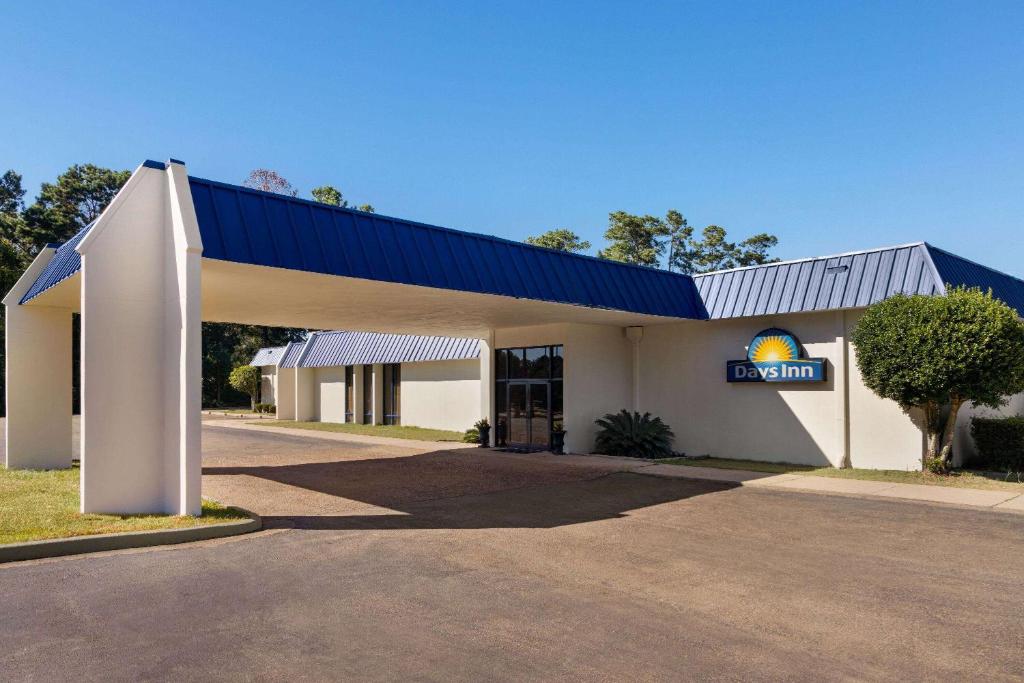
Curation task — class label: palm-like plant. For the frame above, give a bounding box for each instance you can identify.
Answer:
[593,410,675,459]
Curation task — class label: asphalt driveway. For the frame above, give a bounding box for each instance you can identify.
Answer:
[2,421,1023,681]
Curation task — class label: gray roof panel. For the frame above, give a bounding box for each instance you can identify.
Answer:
[261,331,481,370]
[692,243,957,319]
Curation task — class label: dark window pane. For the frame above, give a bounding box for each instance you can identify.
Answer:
[529,384,549,448]
[495,381,508,446]
[363,366,373,423]
[526,346,548,379]
[496,349,508,380]
[551,345,563,378]
[508,383,528,444]
[508,348,526,379]
[551,380,563,428]
[345,366,354,422]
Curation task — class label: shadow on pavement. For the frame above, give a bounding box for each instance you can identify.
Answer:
[204,452,737,530]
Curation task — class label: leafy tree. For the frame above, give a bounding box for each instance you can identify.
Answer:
[244,169,298,197]
[202,323,305,407]
[670,223,779,274]
[18,164,130,252]
[312,185,345,207]
[311,184,375,213]
[597,211,669,266]
[228,365,262,411]
[525,228,591,253]
[0,170,25,215]
[851,288,1024,472]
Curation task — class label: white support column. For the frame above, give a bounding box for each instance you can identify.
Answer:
[479,332,495,445]
[625,326,644,412]
[78,160,202,515]
[3,248,73,470]
[275,365,296,420]
[294,335,316,422]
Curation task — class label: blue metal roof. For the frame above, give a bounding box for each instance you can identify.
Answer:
[251,345,289,367]
[693,243,946,319]
[299,331,480,368]
[188,176,706,319]
[926,244,1024,317]
[278,341,306,369]
[19,223,91,304]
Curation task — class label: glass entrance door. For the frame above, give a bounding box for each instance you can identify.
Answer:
[506,382,549,449]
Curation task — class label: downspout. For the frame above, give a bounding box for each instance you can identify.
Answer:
[835,311,851,468]
[626,326,644,412]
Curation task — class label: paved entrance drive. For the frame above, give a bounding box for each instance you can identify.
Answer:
[2,423,1023,681]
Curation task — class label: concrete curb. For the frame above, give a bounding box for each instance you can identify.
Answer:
[0,512,262,564]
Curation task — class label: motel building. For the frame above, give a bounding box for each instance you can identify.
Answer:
[4,159,1024,516]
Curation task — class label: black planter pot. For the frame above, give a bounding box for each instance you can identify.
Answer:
[478,425,491,447]
[550,430,566,455]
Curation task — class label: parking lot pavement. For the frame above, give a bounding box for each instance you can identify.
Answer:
[1,422,1023,681]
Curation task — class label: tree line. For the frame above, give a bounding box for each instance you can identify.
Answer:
[525,210,779,274]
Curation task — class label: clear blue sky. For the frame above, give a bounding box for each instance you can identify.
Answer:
[3,1,1023,273]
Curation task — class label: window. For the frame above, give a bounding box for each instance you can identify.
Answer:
[494,345,563,449]
[383,363,401,425]
[344,366,354,423]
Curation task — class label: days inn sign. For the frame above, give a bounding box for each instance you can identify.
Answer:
[727,328,826,383]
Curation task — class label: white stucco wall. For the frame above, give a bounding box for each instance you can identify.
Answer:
[260,367,276,406]
[315,366,347,423]
[276,367,295,420]
[400,359,481,432]
[639,310,926,469]
[494,322,631,454]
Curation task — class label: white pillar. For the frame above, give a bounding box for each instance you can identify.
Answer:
[275,364,296,420]
[294,335,316,421]
[78,160,202,515]
[3,248,73,470]
[625,326,644,412]
[479,332,495,445]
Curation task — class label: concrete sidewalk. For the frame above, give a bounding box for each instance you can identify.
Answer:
[205,419,479,452]
[629,461,1024,512]
[476,450,1024,513]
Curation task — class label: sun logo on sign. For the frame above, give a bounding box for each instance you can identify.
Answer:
[747,329,800,363]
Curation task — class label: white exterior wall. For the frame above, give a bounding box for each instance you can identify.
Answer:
[260,367,276,406]
[400,359,481,432]
[639,311,925,469]
[315,366,347,423]
[276,367,296,420]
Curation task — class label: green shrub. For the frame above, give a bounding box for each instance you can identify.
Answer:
[254,403,275,414]
[228,365,261,411]
[970,417,1024,472]
[463,428,480,443]
[594,409,674,459]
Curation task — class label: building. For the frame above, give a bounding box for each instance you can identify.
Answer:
[252,331,481,432]
[5,159,1024,515]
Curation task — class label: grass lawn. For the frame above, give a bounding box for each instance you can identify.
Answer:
[0,465,249,545]
[257,420,467,442]
[656,457,1024,492]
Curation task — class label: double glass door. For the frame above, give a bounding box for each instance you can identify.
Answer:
[506,382,550,449]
